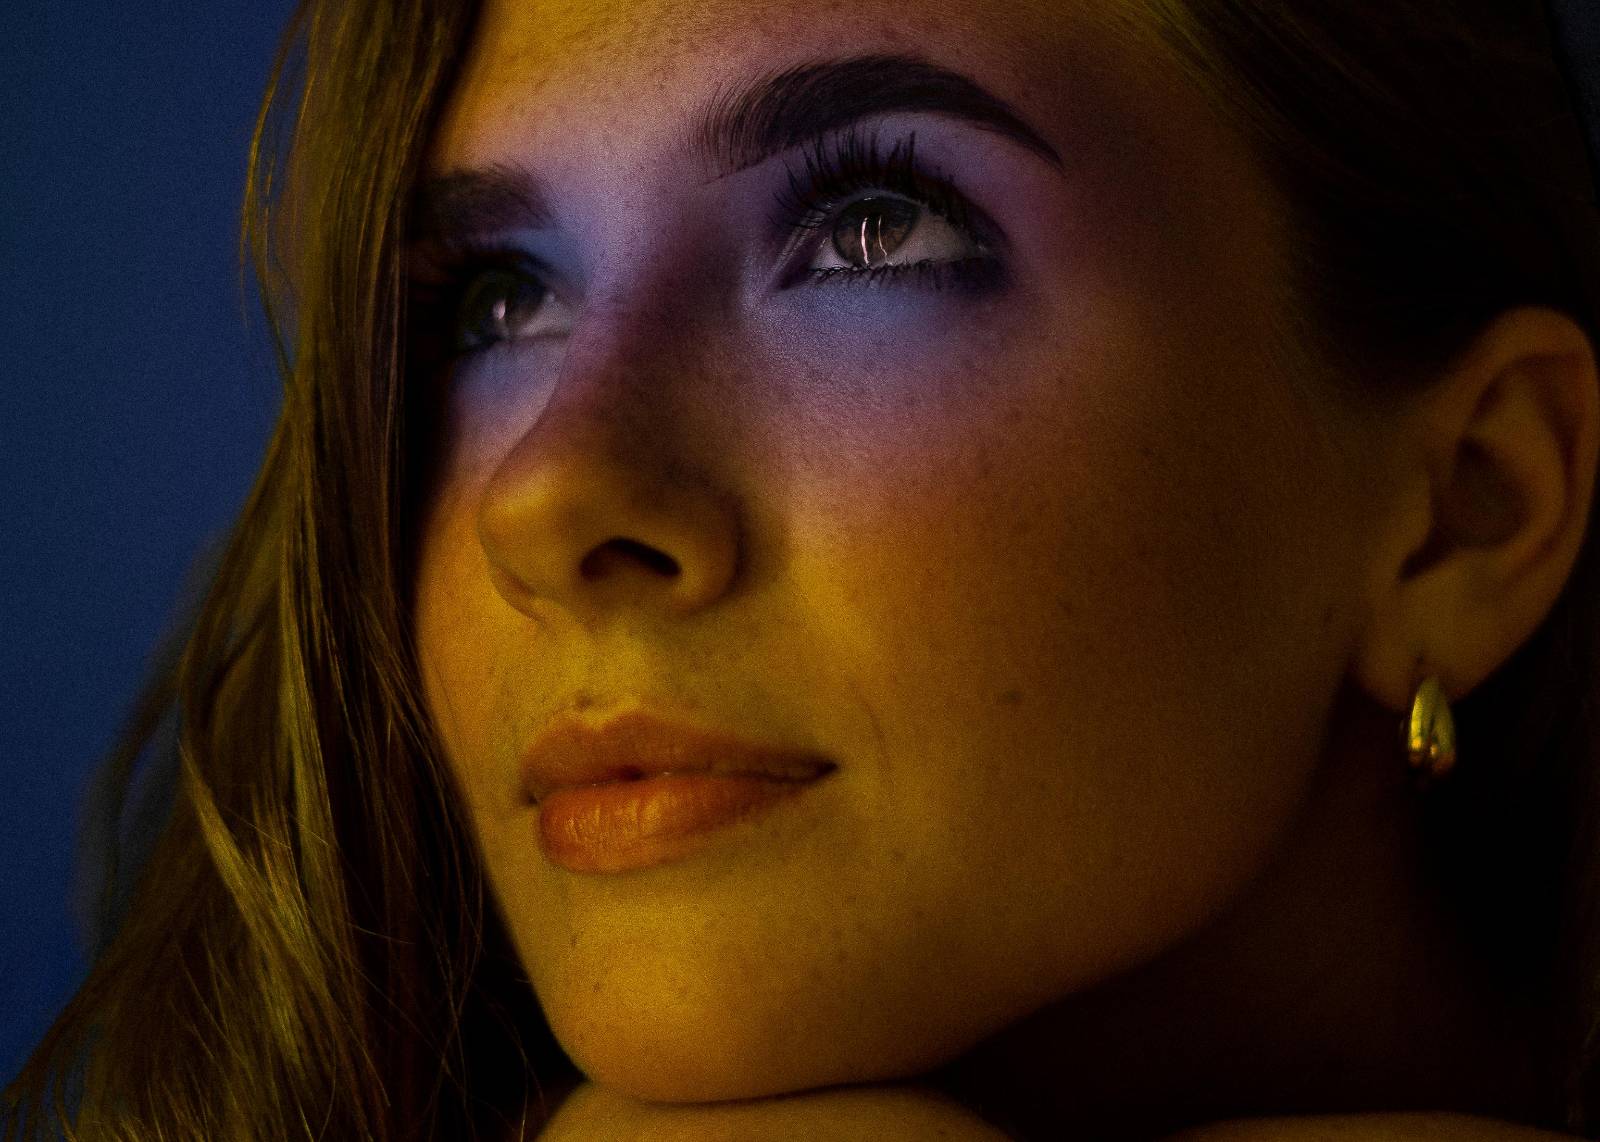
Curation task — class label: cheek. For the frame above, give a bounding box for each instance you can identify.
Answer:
[818,325,1341,939]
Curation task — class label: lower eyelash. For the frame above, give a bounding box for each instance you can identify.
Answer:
[800,257,1002,294]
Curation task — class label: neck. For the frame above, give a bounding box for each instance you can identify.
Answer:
[922,690,1556,1140]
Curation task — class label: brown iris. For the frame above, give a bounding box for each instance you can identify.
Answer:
[831,196,920,269]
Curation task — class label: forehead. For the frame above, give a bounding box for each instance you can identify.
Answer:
[429,0,1174,174]
[459,0,1114,83]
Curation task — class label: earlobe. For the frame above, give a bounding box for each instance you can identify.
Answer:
[1350,304,1600,718]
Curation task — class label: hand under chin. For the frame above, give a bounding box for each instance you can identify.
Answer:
[531,1084,1579,1142]
[530,1079,1015,1141]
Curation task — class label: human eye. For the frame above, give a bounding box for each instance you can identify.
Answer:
[769,124,1007,295]
[405,240,561,360]
[402,126,1008,363]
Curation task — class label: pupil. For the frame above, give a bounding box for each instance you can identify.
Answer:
[462,271,542,347]
[832,197,917,268]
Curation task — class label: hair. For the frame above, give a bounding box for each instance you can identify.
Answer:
[6,0,1600,1138]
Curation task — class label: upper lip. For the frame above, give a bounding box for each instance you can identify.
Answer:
[519,709,838,803]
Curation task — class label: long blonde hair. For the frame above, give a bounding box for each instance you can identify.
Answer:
[6,0,1600,1137]
[9,3,577,1138]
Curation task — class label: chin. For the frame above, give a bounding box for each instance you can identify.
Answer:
[550,1013,853,1103]
[545,991,958,1105]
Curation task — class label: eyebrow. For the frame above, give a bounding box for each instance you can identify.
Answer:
[406,51,1064,243]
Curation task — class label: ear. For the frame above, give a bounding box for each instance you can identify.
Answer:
[1351,305,1600,715]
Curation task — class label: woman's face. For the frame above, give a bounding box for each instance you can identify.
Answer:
[412,0,1397,1104]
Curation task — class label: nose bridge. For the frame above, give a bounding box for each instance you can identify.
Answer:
[555,272,718,449]
[552,160,758,444]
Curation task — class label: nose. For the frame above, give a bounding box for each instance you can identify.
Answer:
[472,311,745,633]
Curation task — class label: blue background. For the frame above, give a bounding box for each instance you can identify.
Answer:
[3,2,294,1082]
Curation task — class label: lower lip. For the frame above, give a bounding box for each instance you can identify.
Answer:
[536,771,827,874]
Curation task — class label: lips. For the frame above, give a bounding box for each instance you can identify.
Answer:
[518,708,838,804]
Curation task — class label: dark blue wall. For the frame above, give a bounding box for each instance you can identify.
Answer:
[3,2,294,1082]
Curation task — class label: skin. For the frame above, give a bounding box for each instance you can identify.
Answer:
[409,0,1600,1135]
[535,1082,1579,1141]
[535,1079,1014,1141]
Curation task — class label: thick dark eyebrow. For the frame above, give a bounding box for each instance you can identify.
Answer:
[406,51,1064,244]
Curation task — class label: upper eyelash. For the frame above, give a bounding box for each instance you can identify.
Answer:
[768,124,983,253]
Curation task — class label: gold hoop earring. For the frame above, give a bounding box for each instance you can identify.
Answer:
[1402,672,1457,792]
